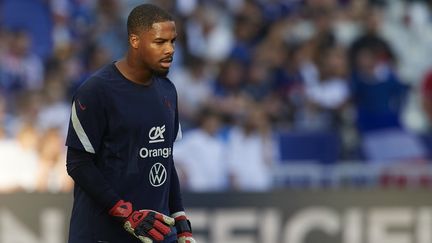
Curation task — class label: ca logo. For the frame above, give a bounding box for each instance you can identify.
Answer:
[149,125,165,143]
[149,163,167,187]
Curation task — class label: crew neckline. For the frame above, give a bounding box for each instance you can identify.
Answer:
[112,62,155,87]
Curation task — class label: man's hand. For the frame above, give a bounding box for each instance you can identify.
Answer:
[109,200,175,242]
[172,211,196,243]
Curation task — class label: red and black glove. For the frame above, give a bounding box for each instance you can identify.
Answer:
[172,211,196,243]
[109,200,175,243]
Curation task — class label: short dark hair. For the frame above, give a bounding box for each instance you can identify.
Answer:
[127,4,173,35]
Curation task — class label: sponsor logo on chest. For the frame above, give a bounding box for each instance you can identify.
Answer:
[139,125,172,159]
[149,162,167,187]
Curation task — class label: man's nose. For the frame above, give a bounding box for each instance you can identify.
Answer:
[165,43,174,55]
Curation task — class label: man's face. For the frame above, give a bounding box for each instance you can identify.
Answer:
[134,21,177,76]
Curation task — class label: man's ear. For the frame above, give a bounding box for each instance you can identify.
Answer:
[129,34,140,49]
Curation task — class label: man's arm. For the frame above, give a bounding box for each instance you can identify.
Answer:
[66,147,120,208]
[169,165,184,214]
[169,163,195,242]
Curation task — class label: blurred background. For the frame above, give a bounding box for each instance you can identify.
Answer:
[1,0,432,242]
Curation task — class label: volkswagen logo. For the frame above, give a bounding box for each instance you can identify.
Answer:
[149,163,167,187]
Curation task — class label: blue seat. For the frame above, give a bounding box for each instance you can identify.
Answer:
[278,131,341,164]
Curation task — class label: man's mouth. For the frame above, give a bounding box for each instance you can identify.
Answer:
[160,57,173,69]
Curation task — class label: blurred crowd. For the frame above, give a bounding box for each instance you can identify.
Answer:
[2,0,432,193]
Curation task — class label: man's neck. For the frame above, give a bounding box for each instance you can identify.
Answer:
[115,55,153,86]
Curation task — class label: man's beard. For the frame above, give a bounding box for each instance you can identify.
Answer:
[153,68,169,77]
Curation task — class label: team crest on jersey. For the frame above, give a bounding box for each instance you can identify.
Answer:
[149,125,165,143]
[164,96,172,109]
[149,163,167,187]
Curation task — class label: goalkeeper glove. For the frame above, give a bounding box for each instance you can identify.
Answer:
[172,211,196,243]
[109,200,175,243]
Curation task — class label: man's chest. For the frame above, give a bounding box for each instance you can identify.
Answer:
[105,87,176,144]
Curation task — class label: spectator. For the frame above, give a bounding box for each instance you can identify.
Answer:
[226,103,275,191]
[272,42,307,128]
[170,56,214,129]
[0,30,44,104]
[174,107,228,191]
[211,58,250,120]
[348,4,404,133]
[11,91,43,135]
[35,127,73,192]
[0,123,38,193]
[350,48,406,132]
[350,46,426,162]
[298,44,350,131]
[229,0,265,65]
[49,0,73,52]
[184,5,234,63]
[37,68,71,137]
[92,0,127,59]
[382,0,432,85]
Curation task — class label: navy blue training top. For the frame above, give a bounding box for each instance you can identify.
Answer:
[66,63,183,243]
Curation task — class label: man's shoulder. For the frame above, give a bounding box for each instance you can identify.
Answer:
[155,76,178,98]
[88,63,118,84]
[77,64,116,93]
[156,76,176,89]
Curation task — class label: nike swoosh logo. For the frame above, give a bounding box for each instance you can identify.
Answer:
[77,100,86,110]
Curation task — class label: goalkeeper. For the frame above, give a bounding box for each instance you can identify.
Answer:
[65,4,195,243]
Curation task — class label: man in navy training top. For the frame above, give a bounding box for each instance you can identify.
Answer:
[65,4,196,243]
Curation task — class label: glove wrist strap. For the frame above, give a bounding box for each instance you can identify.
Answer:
[176,218,192,234]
